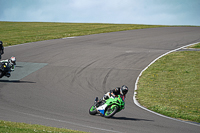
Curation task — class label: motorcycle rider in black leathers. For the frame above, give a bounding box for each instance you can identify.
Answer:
[96,85,128,106]
[0,56,16,77]
[0,41,4,60]
[103,85,128,101]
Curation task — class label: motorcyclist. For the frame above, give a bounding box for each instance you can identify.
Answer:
[103,85,128,101]
[96,85,128,106]
[0,41,4,60]
[0,56,16,77]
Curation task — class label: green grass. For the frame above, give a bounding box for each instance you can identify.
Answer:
[0,120,87,133]
[0,21,168,46]
[188,42,200,48]
[136,51,200,123]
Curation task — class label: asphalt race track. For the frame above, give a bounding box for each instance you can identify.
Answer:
[1,27,200,133]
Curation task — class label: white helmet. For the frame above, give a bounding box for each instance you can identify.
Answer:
[9,56,16,65]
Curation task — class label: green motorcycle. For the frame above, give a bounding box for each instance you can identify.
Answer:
[89,95,125,118]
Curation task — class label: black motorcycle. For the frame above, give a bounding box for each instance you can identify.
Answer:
[0,62,11,78]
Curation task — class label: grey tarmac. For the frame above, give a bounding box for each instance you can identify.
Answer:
[0,27,200,133]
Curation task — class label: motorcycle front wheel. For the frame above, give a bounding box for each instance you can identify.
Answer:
[89,105,97,115]
[0,70,3,78]
[104,105,118,118]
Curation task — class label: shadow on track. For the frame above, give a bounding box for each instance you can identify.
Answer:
[15,66,23,68]
[111,116,154,122]
[0,80,35,83]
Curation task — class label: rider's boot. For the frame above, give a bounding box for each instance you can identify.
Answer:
[96,98,106,107]
[6,73,10,77]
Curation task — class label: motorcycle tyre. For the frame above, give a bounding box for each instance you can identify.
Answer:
[104,105,118,118]
[0,70,3,78]
[89,105,97,115]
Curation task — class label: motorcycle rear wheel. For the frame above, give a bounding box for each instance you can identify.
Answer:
[104,105,118,118]
[89,105,97,115]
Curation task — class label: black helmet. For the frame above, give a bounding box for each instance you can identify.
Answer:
[0,41,2,45]
[120,85,128,95]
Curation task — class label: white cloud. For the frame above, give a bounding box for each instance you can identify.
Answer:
[0,0,199,25]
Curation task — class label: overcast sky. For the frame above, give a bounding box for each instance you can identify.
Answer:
[0,0,199,26]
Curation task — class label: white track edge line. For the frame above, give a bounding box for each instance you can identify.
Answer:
[21,112,122,133]
[4,38,200,127]
[133,42,200,127]
[0,106,122,133]
[4,37,76,48]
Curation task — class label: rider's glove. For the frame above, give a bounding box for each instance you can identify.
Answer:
[104,95,109,100]
[110,92,116,97]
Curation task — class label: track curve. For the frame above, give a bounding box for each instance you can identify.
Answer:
[1,27,200,133]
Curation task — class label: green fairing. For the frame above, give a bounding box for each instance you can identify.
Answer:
[90,106,96,112]
[105,95,125,112]
[89,95,125,118]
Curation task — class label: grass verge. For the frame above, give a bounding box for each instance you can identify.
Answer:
[136,51,200,123]
[0,120,87,133]
[0,21,169,46]
[188,42,200,48]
